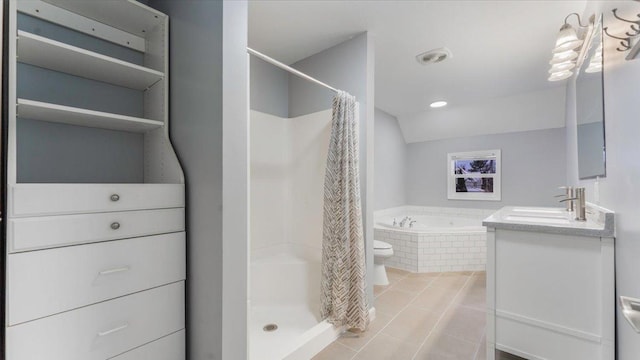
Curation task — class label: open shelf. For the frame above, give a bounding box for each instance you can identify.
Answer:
[17,31,163,90]
[17,99,163,132]
[43,0,166,37]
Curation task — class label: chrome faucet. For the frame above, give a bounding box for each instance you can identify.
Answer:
[399,216,411,227]
[555,186,574,212]
[409,220,417,228]
[559,187,587,221]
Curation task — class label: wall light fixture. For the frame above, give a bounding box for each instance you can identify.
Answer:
[548,13,595,82]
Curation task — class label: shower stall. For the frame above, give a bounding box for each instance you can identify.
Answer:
[249,108,340,359]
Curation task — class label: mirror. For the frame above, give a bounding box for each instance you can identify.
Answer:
[576,15,606,179]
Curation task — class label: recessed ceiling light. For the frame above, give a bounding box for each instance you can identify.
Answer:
[430,101,448,108]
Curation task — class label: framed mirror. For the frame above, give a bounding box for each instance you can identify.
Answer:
[576,15,606,179]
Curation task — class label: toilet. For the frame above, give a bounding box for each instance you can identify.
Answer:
[373,240,394,286]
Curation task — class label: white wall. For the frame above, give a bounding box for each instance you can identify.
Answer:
[374,108,406,210]
[398,86,566,143]
[406,128,567,210]
[250,111,290,252]
[250,109,331,257]
[567,3,640,358]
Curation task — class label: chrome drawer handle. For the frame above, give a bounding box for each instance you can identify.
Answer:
[110,194,120,202]
[110,222,120,230]
[98,266,130,276]
[97,323,129,337]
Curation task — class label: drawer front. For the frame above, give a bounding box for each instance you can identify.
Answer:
[6,282,185,360]
[10,183,185,217]
[111,330,185,360]
[7,232,186,325]
[9,208,185,252]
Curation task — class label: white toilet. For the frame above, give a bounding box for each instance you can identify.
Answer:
[373,240,394,286]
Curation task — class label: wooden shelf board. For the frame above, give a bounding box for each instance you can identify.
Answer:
[17,99,163,133]
[17,31,163,90]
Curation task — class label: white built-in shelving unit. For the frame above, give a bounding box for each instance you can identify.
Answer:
[5,0,186,358]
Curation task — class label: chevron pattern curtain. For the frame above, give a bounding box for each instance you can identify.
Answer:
[320,91,369,331]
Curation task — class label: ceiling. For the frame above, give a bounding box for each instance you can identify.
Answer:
[248,0,587,118]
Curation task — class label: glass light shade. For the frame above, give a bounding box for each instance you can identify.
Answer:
[549,50,578,64]
[548,70,573,81]
[553,24,584,53]
[548,61,575,73]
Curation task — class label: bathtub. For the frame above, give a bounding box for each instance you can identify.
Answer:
[376,214,484,233]
[249,245,343,360]
[374,206,492,273]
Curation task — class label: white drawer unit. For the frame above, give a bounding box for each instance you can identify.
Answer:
[10,183,185,217]
[111,330,186,360]
[5,0,185,358]
[6,282,185,360]
[7,232,186,325]
[8,207,185,252]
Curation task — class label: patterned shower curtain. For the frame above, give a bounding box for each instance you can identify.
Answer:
[320,90,369,331]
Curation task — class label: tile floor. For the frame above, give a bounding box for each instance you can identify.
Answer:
[313,268,495,360]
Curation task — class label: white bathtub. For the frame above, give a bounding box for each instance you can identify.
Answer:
[250,246,342,360]
[376,214,485,233]
[374,206,491,273]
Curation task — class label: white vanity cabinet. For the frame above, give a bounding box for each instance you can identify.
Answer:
[5,0,186,358]
[484,206,615,360]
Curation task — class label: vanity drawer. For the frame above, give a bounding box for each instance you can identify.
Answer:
[6,282,185,360]
[9,183,185,217]
[8,207,185,252]
[7,232,185,325]
[111,330,185,360]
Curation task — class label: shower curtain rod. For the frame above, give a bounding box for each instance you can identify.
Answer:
[247,47,340,93]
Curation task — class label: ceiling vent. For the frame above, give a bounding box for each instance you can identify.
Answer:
[416,47,452,65]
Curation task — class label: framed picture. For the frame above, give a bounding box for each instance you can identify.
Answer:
[447,149,501,201]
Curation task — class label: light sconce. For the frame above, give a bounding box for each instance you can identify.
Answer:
[603,8,640,60]
[548,13,594,82]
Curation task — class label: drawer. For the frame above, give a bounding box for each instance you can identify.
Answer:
[111,330,185,360]
[7,232,185,325]
[6,282,185,360]
[8,208,184,252]
[9,183,185,217]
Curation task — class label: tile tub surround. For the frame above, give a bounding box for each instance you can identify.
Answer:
[375,206,492,273]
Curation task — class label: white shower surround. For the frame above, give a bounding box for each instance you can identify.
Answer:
[250,109,340,359]
[374,206,492,273]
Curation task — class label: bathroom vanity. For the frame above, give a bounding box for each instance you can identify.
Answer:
[483,205,615,360]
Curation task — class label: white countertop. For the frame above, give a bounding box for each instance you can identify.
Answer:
[483,204,615,238]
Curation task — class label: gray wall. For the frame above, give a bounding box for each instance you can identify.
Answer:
[406,128,567,210]
[147,1,223,359]
[374,108,406,210]
[287,33,376,304]
[569,3,640,358]
[250,56,288,117]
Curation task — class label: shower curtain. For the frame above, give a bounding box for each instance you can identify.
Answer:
[320,90,369,331]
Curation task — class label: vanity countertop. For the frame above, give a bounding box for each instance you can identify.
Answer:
[483,204,615,238]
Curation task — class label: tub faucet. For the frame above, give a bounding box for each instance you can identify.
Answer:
[399,216,411,227]
[409,220,417,228]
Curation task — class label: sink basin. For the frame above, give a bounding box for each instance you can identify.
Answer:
[505,214,571,225]
[511,207,566,216]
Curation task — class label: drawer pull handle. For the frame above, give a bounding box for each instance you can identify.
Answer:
[97,323,129,337]
[98,266,130,276]
[110,222,120,230]
[110,194,120,202]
